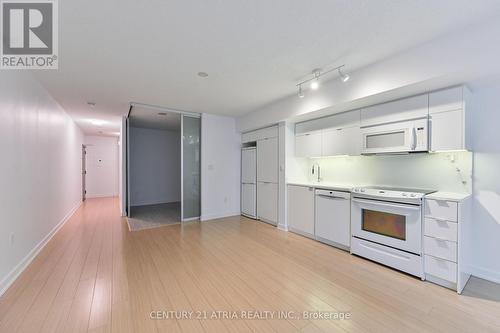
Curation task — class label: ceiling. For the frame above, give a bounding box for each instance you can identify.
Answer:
[129,106,181,132]
[33,0,500,135]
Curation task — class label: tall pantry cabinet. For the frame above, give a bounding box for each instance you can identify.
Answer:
[241,126,279,225]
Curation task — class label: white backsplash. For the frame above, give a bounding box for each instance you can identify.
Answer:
[289,152,472,193]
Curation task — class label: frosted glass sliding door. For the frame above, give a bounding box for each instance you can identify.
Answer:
[181,115,201,220]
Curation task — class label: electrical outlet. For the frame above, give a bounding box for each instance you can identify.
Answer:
[9,233,14,245]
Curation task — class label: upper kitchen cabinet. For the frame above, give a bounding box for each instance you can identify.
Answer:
[257,136,279,183]
[295,131,322,157]
[429,86,471,152]
[322,110,360,156]
[295,110,361,158]
[242,125,278,143]
[361,94,429,127]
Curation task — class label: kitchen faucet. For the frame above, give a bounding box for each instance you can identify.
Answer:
[311,162,321,182]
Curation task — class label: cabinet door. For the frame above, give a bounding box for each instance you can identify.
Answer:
[429,86,463,114]
[295,131,322,157]
[257,182,278,224]
[287,185,315,236]
[430,109,464,151]
[257,137,278,183]
[241,183,256,217]
[241,149,256,183]
[322,126,360,156]
[361,94,428,127]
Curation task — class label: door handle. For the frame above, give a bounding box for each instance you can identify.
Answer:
[410,127,417,150]
[317,194,348,200]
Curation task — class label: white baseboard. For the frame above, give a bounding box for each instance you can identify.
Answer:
[277,223,289,231]
[0,200,82,297]
[200,211,241,222]
[87,194,118,199]
[468,265,500,285]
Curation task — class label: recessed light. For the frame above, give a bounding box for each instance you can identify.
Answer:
[158,112,167,116]
[90,119,105,126]
[197,72,208,78]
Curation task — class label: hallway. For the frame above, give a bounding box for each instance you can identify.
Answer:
[1,198,500,332]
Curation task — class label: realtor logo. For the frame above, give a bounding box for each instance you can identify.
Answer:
[1,0,58,69]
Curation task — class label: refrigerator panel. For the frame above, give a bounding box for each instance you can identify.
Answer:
[241,148,257,184]
[241,183,257,218]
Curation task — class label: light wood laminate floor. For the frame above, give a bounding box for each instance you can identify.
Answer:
[1,197,500,333]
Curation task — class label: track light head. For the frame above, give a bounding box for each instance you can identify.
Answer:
[311,69,321,90]
[339,68,350,82]
[298,84,305,98]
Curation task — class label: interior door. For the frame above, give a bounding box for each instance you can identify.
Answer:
[181,115,201,221]
[82,145,86,201]
[126,117,131,217]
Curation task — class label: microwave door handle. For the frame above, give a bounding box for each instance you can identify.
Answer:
[410,127,417,150]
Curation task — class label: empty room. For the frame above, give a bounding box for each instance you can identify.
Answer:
[2,1,500,332]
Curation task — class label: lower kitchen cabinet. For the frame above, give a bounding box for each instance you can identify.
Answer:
[257,182,278,225]
[424,193,472,294]
[287,185,315,237]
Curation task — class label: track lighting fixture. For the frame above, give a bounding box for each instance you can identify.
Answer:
[310,69,321,90]
[296,65,349,98]
[297,84,305,98]
[338,67,350,82]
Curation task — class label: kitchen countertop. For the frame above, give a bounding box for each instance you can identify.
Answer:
[425,191,471,202]
[286,181,360,192]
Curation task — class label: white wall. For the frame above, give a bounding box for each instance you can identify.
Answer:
[470,83,500,283]
[290,152,472,194]
[129,127,181,206]
[84,136,119,198]
[201,114,241,221]
[237,16,500,132]
[0,72,84,296]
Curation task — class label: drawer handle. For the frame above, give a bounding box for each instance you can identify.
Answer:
[432,217,449,223]
[432,236,450,242]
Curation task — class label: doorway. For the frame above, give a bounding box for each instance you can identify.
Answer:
[125,105,201,230]
[82,144,86,201]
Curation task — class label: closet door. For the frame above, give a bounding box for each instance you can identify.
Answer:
[181,115,201,221]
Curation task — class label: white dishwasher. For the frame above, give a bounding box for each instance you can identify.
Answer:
[315,189,351,250]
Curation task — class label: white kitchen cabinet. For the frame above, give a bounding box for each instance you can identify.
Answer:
[257,182,278,225]
[296,110,360,134]
[429,86,471,151]
[287,185,315,237]
[257,137,278,183]
[322,126,360,156]
[242,125,278,143]
[361,94,429,127]
[424,193,471,294]
[295,131,322,158]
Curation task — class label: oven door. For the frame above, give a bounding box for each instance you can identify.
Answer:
[351,197,422,254]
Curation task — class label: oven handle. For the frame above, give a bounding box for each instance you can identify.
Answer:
[352,197,421,210]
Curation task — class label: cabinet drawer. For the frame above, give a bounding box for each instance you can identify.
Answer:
[424,236,457,262]
[424,218,457,242]
[425,255,457,283]
[425,199,457,222]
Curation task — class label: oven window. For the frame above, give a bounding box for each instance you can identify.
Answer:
[362,209,406,240]
[365,131,405,149]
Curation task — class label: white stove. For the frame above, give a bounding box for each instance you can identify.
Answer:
[352,186,435,205]
[350,186,436,278]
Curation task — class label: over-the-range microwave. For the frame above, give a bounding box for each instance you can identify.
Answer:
[360,117,428,154]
